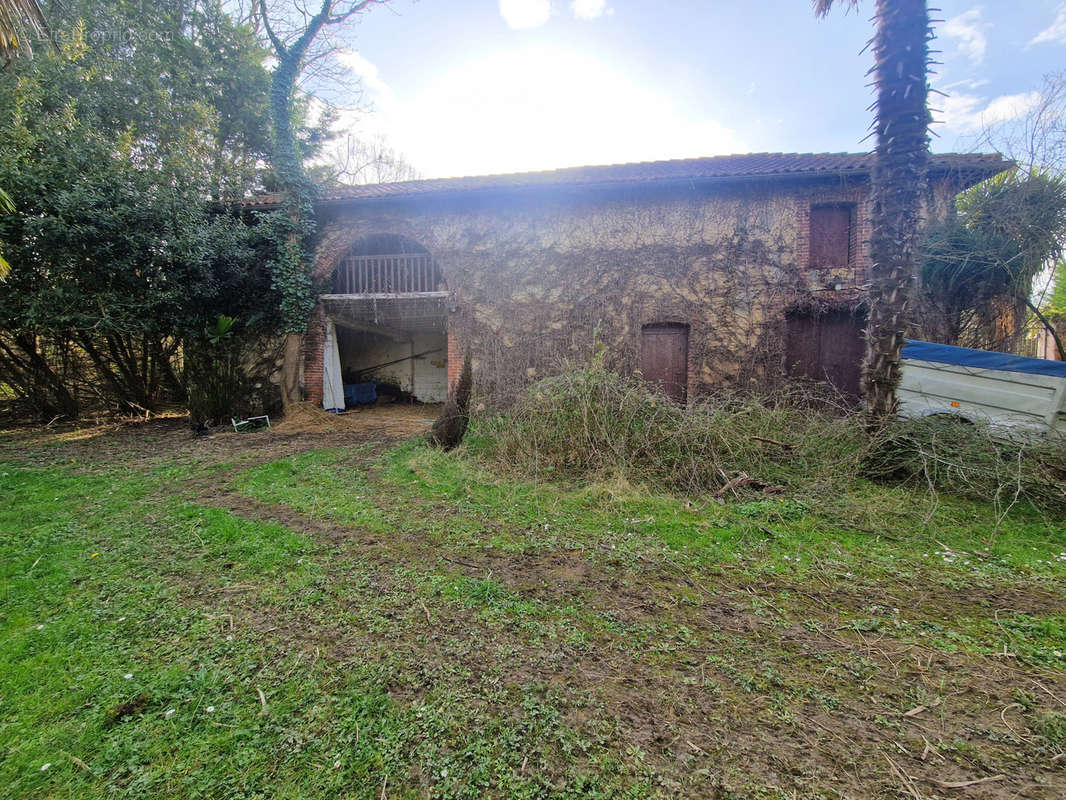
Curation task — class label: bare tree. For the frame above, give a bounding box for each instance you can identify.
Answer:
[326,132,421,186]
[979,71,1066,177]
[976,71,1066,356]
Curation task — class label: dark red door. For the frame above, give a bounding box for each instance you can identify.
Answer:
[641,323,689,402]
[785,310,865,398]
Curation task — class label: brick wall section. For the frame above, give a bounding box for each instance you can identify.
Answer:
[794,186,873,289]
[303,306,328,407]
[446,324,463,391]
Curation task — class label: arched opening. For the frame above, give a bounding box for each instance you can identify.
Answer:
[331,234,443,295]
[319,234,449,410]
[640,322,689,403]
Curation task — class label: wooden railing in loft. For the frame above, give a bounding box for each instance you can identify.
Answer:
[331,253,442,295]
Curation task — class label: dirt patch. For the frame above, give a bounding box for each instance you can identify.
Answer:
[0,403,438,473]
[103,692,152,727]
[774,576,1066,622]
[188,478,1066,798]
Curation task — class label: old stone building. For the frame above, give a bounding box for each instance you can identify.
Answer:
[245,152,1008,407]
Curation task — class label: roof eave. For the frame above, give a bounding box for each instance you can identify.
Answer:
[238,158,1011,211]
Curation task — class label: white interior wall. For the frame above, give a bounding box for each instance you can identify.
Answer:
[335,325,447,403]
[410,332,448,403]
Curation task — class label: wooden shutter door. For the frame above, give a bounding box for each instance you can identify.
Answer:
[786,310,865,399]
[810,206,852,268]
[641,323,689,403]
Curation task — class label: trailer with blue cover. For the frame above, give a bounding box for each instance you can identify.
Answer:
[900,340,1066,436]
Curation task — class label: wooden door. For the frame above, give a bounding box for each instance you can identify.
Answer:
[641,323,689,402]
[785,310,865,399]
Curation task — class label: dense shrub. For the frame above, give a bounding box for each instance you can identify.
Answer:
[0,1,280,420]
[475,364,1066,515]
[185,316,283,427]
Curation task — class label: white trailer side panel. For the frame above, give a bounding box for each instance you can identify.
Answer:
[899,359,1066,435]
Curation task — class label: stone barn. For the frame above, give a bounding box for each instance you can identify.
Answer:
[244,152,1008,407]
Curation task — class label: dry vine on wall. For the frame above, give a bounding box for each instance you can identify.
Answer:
[312,182,865,406]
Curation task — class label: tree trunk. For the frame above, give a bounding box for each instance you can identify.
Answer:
[267,27,323,407]
[861,0,931,423]
[280,332,303,407]
[0,333,79,419]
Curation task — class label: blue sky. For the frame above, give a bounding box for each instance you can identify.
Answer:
[329,1,1066,178]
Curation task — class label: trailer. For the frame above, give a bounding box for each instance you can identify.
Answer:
[899,340,1066,437]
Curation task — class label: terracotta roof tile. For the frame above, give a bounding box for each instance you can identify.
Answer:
[239,152,1010,208]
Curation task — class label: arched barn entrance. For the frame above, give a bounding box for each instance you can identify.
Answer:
[319,234,449,410]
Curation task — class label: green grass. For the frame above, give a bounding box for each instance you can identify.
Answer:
[381,440,1066,577]
[0,458,658,799]
[2,425,1065,799]
[233,447,390,532]
[237,442,1066,667]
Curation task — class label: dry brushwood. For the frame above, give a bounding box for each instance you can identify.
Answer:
[477,364,1066,513]
[428,348,472,450]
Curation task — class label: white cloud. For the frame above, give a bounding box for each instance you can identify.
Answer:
[982,92,1042,123]
[499,0,552,30]
[571,0,608,20]
[335,50,396,109]
[941,8,988,65]
[935,90,1041,133]
[940,77,990,92]
[339,46,746,179]
[1031,4,1066,46]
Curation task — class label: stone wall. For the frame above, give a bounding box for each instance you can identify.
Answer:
[306,177,883,405]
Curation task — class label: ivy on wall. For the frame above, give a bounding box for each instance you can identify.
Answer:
[261,206,317,334]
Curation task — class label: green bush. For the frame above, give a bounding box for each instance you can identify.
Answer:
[185,316,281,426]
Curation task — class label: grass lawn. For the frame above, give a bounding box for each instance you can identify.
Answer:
[1,415,1065,798]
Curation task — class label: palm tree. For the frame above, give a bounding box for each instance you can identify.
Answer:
[0,0,48,63]
[815,0,932,421]
[1,0,48,278]
[0,186,12,279]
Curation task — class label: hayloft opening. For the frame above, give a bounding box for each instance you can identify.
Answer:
[330,234,443,295]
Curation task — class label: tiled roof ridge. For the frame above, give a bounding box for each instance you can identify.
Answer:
[238,151,1010,207]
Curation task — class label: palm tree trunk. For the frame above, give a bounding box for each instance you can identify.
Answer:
[862,0,931,422]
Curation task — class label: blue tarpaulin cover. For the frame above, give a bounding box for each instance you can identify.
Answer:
[902,340,1066,378]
